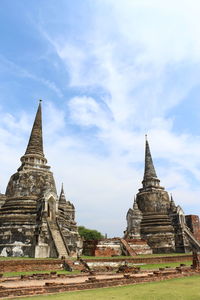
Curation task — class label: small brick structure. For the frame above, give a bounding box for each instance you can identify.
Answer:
[95,239,122,257]
[192,251,200,270]
[83,239,121,257]
[186,215,200,242]
[83,238,152,257]
[83,241,98,256]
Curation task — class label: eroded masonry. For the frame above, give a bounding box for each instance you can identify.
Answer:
[0,102,82,258]
[124,137,200,253]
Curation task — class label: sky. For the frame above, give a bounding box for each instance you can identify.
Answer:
[0,0,200,237]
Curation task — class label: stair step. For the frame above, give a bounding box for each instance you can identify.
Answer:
[120,239,136,256]
[48,220,68,257]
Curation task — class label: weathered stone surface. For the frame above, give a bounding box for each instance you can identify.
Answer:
[0,194,6,208]
[0,102,82,258]
[25,101,44,157]
[57,185,81,255]
[124,198,142,240]
[125,239,152,255]
[125,137,199,253]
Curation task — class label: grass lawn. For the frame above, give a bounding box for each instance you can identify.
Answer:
[140,260,191,269]
[0,253,191,261]
[3,269,80,277]
[0,257,57,260]
[81,253,192,259]
[12,275,200,300]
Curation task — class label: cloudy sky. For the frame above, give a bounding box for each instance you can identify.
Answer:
[0,0,200,236]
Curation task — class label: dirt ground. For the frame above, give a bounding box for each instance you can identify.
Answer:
[0,272,152,289]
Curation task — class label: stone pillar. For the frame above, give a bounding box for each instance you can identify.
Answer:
[192,251,200,270]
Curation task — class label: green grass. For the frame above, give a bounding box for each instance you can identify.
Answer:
[11,275,200,300]
[81,253,192,259]
[0,256,57,260]
[0,253,191,261]
[137,252,192,257]
[140,261,191,270]
[3,269,80,277]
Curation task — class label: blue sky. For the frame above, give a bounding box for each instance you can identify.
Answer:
[0,0,200,236]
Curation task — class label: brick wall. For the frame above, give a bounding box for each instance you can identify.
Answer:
[186,215,200,242]
[83,239,122,257]
[85,255,192,264]
[83,241,98,256]
[0,255,192,273]
[0,259,64,273]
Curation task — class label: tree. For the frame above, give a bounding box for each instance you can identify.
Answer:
[78,226,104,241]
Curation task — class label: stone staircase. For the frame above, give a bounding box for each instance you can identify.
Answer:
[120,239,136,256]
[47,220,69,258]
[184,226,200,251]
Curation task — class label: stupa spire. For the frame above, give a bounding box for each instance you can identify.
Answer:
[61,183,64,194]
[59,183,66,204]
[143,135,157,180]
[133,196,139,210]
[142,135,160,189]
[25,100,44,158]
[170,193,176,211]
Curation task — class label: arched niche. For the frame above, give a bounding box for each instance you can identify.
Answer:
[47,196,56,221]
[177,205,186,226]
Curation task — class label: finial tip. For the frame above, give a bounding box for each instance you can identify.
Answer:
[61,183,64,193]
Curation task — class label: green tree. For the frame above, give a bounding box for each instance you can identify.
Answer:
[78,226,104,240]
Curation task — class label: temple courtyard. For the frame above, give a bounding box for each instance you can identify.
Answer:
[0,253,199,299]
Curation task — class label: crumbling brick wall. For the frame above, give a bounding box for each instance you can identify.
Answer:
[82,240,98,256]
[186,215,200,242]
[0,259,63,272]
[83,239,122,257]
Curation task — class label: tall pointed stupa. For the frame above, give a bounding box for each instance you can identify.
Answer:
[125,136,176,253]
[124,136,198,253]
[0,101,81,258]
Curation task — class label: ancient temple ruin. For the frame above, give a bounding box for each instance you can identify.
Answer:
[0,101,81,258]
[124,137,200,253]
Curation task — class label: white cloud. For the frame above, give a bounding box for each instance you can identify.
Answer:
[104,0,200,64]
[68,96,110,129]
